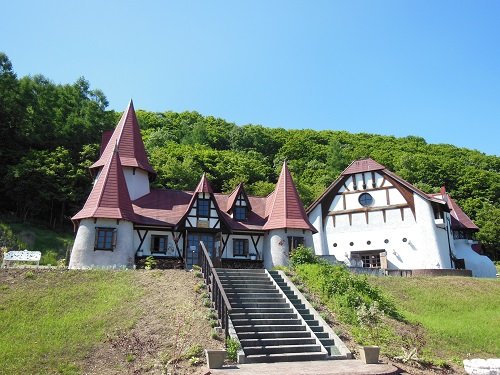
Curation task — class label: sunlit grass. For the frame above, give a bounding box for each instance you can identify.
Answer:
[0,270,141,375]
[369,276,500,361]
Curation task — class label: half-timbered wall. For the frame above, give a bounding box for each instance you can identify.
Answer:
[311,172,453,270]
[221,233,264,259]
[133,229,184,258]
[185,192,221,229]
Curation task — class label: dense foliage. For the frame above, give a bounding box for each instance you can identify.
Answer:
[0,52,498,257]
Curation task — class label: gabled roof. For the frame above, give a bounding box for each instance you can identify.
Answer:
[174,173,229,231]
[90,100,156,176]
[73,148,136,222]
[430,188,479,231]
[341,158,385,175]
[307,158,446,215]
[263,162,317,232]
[226,183,252,212]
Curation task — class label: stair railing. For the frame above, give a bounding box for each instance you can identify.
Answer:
[200,241,232,339]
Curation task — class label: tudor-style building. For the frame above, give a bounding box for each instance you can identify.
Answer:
[69,101,316,270]
[307,159,496,278]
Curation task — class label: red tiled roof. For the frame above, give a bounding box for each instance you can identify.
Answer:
[214,193,266,231]
[91,100,156,176]
[263,162,317,232]
[73,149,136,222]
[429,191,479,231]
[341,158,385,175]
[194,173,214,194]
[226,183,252,212]
[100,130,113,156]
[133,189,191,226]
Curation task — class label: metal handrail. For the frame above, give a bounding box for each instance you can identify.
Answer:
[200,241,232,339]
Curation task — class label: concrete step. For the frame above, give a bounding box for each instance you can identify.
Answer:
[235,324,307,333]
[226,289,283,299]
[232,318,303,326]
[228,297,285,303]
[231,307,293,314]
[244,344,322,355]
[310,326,324,333]
[218,274,270,280]
[239,337,317,347]
[217,269,267,276]
[305,319,320,326]
[231,312,298,320]
[230,302,291,309]
[216,269,266,273]
[224,285,278,294]
[314,332,329,339]
[236,331,312,340]
[244,351,327,363]
[221,280,274,288]
[319,338,335,346]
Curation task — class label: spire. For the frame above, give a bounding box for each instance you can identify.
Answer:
[90,100,156,176]
[193,173,214,194]
[73,148,136,222]
[263,162,316,232]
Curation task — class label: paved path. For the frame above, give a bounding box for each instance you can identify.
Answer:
[207,359,399,375]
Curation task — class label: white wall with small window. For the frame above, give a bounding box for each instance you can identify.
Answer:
[223,234,263,259]
[69,218,135,269]
[133,230,181,257]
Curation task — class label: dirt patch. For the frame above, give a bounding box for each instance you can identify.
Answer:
[82,269,224,375]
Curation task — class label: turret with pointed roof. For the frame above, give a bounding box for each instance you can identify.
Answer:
[91,100,156,177]
[263,162,316,232]
[73,147,136,222]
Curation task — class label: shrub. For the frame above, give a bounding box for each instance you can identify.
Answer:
[295,263,400,324]
[290,245,318,267]
[144,256,157,270]
[41,250,58,266]
[226,337,240,362]
[183,344,203,361]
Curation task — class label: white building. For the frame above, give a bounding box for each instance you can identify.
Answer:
[307,159,496,278]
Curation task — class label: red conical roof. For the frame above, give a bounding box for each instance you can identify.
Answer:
[194,173,214,194]
[90,100,155,176]
[73,148,136,222]
[263,162,316,232]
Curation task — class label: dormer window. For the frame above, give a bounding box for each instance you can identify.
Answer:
[234,206,247,221]
[197,198,210,217]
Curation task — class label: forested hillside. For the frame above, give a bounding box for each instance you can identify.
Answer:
[1,52,498,257]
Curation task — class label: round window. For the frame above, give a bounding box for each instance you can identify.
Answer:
[358,193,374,207]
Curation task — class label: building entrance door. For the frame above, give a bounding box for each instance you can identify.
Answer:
[186,233,215,269]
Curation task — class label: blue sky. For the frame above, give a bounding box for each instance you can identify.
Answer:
[1,0,499,155]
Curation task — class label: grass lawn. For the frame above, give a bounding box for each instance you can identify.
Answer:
[0,269,141,375]
[0,268,223,375]
[369,276,500,363]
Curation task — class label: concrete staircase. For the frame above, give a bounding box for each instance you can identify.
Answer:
[217,268,330,363]
[268,270,342,356]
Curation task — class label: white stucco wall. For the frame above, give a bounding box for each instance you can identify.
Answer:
[69,218,135,269]
[222,234,264,259]
[133,230,182,257]
[454,240,497,278]
[311,173,455,271]
[123,167,150,200]
[263,229,313,269]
